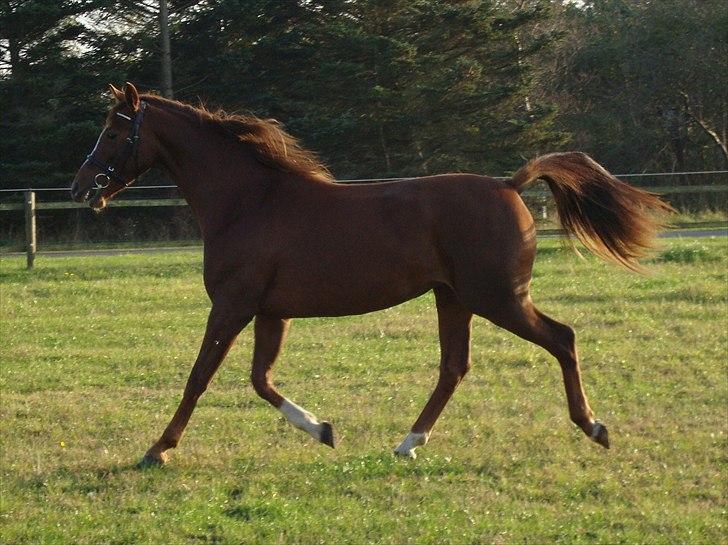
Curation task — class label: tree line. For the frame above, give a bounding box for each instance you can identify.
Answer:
[1,0,726,191]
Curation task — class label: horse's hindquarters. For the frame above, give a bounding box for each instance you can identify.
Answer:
[435,187,537,312]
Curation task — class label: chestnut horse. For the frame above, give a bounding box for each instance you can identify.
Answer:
[71,83,670,466]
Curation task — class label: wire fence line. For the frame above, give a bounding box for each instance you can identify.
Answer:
[0,170,726,194]
[0,185,726,213]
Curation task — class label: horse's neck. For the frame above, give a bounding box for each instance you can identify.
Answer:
[151,107,268,239]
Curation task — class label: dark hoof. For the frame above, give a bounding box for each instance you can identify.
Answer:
[319,421,336,448]
[590,422,610,449]
[137,451,167,468]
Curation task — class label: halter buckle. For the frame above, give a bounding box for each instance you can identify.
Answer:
[93,173,110,189]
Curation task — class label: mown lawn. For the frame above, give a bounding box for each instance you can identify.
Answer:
[1,238,726,544]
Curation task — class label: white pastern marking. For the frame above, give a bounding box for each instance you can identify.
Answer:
[394,431,429,459]
[279,399,322,441]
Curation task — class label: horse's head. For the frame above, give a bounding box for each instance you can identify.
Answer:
[71,82,157,211]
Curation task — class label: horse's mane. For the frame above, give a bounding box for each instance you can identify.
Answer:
[137,95,334,183]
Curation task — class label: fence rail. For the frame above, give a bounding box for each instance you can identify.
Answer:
[1,185,727,212]
[2,176,726,268]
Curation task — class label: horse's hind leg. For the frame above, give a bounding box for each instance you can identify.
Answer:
[251,315,336,448]
[480,297,609,448]
[395,286,473,458]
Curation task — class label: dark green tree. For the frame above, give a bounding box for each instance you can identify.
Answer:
[553,0,728,174]
[0,1,111,187]
[161,0,564,178]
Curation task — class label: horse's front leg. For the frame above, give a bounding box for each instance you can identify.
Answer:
[251,315,336,447]
[139,302,253,466]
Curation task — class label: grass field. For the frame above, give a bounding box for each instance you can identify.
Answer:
[1,238,726,544]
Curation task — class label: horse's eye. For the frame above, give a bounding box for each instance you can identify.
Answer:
[106,132,118,140]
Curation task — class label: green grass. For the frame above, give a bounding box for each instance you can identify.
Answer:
[1,239,726,544]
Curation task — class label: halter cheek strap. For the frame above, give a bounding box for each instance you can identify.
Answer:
[85,101,147,191]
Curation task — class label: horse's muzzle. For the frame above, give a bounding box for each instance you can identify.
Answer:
[70,182,89,203]
[71,172,109,204]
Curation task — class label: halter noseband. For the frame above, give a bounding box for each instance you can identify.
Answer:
[85,101,147,192]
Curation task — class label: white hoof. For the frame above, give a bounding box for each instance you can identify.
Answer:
[394,431,429,459]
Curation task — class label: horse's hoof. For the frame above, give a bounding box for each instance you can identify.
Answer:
[393,447,417,459]
[137,451,168,468]
[319,422,336,448]
[393,431,428,459]
[590,421,610,449]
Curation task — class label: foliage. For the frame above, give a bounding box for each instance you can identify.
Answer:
[553,0,728,173]
[0,1,725,184]
[0,1,107,187]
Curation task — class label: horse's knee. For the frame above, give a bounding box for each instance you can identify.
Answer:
[183,378,208,401]
[458,357,472,377]
[440,354,471,385]
[251,369,281,405]
[250,371,268,397]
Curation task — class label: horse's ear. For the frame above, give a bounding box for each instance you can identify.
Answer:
[108,84,124,103]
[123,82,140,112]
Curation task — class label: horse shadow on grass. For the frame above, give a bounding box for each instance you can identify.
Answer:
[15,460,169,497]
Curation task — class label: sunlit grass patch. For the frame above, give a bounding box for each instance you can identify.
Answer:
[654,239,727,263]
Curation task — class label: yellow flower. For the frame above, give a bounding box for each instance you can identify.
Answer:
[60,441,66,448]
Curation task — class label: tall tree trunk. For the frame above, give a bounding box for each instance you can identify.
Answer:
[514,34,532,114]
[7,35,22,77]
[5,33,24,116]
[664,106,688,184]
[159,0,174,98]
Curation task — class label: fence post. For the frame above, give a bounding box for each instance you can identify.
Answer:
[24,190,36,269]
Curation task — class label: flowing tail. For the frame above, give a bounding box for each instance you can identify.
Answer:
[509,152,673,271]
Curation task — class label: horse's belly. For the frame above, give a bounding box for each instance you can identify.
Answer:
[259,269,438,318]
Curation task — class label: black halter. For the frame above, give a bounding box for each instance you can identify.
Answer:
[85,101,147,192]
